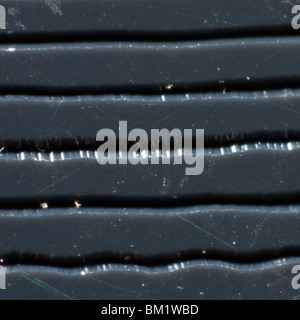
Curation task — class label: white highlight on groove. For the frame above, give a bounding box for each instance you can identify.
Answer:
[1,141,300,162]
[5,257,295,276]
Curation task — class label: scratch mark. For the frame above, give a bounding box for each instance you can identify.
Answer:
[36,163,89,195]
[176,214,235,249]
[264,99,300,116]
[21,273,72,300]
[281,0,297,6]
[88,276,139,298]
[147,112,176,129]
[48,100,62,132]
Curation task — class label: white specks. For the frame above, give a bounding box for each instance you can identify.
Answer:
[246,76,251,80]
[5,47,16,52]
[74,200,82,208]
[80,270,86,276]
[163,177,166,187]
[3,140,299,165]
[40,202,48,209]
[165,84,173,90]
[161,95,166,102]
[141,150,147,159]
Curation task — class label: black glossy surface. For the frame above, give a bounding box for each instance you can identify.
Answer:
[0,0,299,300]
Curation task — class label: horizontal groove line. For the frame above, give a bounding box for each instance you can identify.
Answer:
[1,136,300,153]
[0,87,298,98]
[0,204,296,217]
[2,79,300,96]
[2,248,300,268]
[0,141,298,162]
[0,28,297,44]
[3,193,300,210]
[4,258,298,276]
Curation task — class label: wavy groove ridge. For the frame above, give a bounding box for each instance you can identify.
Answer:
[1,259,299,299]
